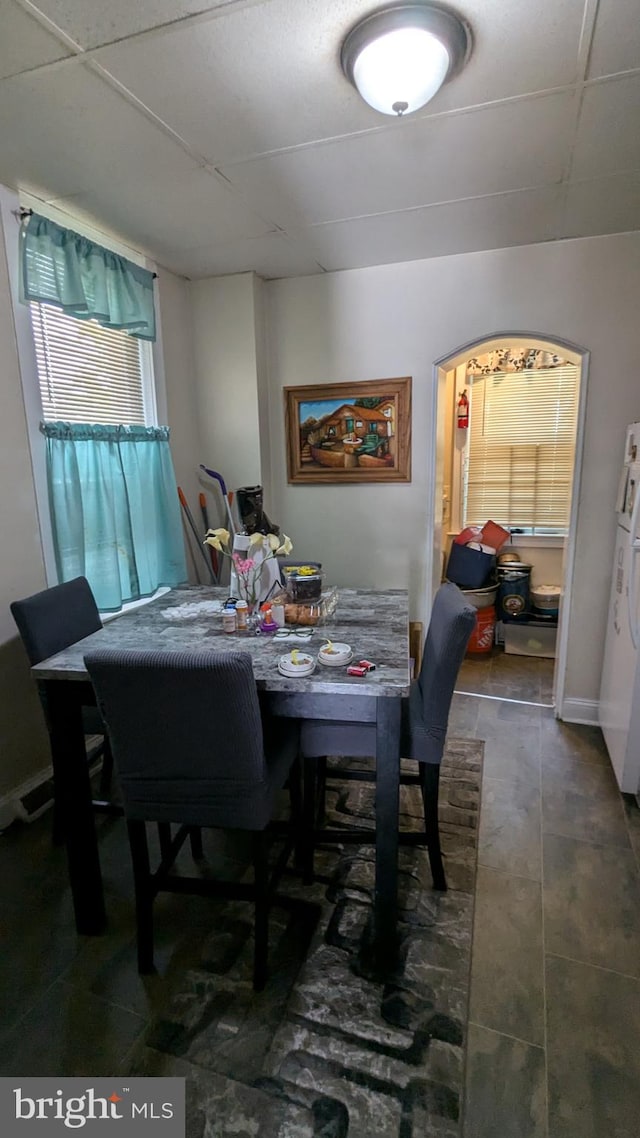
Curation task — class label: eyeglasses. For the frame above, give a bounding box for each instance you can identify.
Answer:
[273,628,313,640]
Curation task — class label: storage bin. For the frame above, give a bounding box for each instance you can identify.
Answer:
[496,563,532,621]
[530,584,561,616]
[480,520,511,552]
[503,622,557,658]
[462,583,498,609]
[466,605,496,655]
[446,542,495,589]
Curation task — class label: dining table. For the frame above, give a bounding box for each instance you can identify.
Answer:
[31,585,411,976]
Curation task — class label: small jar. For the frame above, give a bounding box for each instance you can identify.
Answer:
[235,600,248,630]
[288,570,323,602]
[222,606,237,633]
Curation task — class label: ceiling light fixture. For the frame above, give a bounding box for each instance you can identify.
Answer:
[341,2,471,117]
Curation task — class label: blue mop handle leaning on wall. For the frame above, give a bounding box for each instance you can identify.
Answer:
[200,465,237,537]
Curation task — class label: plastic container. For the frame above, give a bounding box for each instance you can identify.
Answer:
[272,585,338,626]
[480,520,511,552]
[222,606,237,633]
[235,600,248,630]
[496,563,532,621]
[504,622,557,658]
[286,570,324,602]
[462,583,499,609]
[530,585,561,615]
[446,543,496,589]
[466,605,496,655]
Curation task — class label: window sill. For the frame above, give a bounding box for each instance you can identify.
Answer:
[101,586,171,623]
[446,533,565,549]
[506,535,565,549]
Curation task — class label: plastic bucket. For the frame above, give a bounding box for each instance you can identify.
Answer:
[496,563,532,621]
[462,584,499,609]
[466,605,496,655]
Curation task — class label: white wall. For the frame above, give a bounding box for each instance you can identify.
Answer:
[154,267,205,582]
[0,199,51,804]
[190,273,264,515]
[264,232,640,709]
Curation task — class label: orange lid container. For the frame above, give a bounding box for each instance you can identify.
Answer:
[480,520,510,552]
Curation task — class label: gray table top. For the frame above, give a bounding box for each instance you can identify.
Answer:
[32,586,411,698]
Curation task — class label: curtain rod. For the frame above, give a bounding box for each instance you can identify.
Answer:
[15,207,157,277]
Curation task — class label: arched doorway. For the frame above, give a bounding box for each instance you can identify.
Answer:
[429,332,589,716]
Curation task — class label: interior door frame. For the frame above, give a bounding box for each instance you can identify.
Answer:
[430,332,590,718]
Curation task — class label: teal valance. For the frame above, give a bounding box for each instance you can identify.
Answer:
[20,213,156,341]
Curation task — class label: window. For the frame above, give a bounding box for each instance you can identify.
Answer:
[30,301,156,425]
[463,365,580,534]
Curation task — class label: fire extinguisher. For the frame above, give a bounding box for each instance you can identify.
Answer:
[457,390,469,429]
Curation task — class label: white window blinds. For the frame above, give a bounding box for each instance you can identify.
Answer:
[464,365,579,532]
[30,301,146,424]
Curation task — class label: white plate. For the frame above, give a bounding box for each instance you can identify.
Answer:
[319,641,351,656]
[278,654,315,677]
[318,650,353,668]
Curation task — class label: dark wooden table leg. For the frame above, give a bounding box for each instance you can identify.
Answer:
[46,679,107,935]
[370,695,401,977]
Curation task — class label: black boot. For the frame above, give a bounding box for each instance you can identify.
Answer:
[236,486,280,536]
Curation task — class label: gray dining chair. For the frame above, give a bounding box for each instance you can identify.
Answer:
[10,576,120,840]
[300,582,476,890]
[84,648,302,989]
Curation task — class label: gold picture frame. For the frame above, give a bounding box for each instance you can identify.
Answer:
[284,377,412,484]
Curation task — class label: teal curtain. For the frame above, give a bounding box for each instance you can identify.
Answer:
[20,213,156,341]
[41,423,187,612]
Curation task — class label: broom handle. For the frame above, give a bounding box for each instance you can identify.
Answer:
[199,492,219,580]
[177,487,216,584]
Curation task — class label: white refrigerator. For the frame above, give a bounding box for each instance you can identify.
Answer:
[599,422,640,793]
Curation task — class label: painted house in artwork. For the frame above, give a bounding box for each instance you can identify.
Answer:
[304,402,397,469]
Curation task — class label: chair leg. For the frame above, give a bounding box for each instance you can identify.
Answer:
[315,756,328,824]
[302,758,318,885]
[252,831,270,991]
[420,763,447,892]
[127,820,155,973]
[287,756,304,869]
[52,792,65,846]
[157,822,172,862]
[98,736,114,800]
[189,827,204,860]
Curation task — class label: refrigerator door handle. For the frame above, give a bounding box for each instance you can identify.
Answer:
[628,477,640,649]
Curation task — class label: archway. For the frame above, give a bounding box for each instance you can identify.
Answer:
[429,332,589,716]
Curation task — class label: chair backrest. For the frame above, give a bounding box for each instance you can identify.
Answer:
[10,576,102,665]
[83,648,271,828]
[411,582,476,765]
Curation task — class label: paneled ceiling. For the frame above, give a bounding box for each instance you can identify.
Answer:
[1,0,639,279]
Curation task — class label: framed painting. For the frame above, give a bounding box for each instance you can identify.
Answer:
[285,377,412,484]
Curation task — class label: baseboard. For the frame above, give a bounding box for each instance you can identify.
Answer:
[0,736,104,831]
[557,697,600,726]
[0,762,54,830]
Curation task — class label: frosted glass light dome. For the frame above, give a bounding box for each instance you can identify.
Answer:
[341,4,470,118]
[353,27,450,116]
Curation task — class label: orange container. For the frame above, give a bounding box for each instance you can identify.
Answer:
[466,605,496,655]
[480,520,510,552]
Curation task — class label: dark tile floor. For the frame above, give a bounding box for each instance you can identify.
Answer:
[453,648,640,1138]
[2,647,639,1138]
